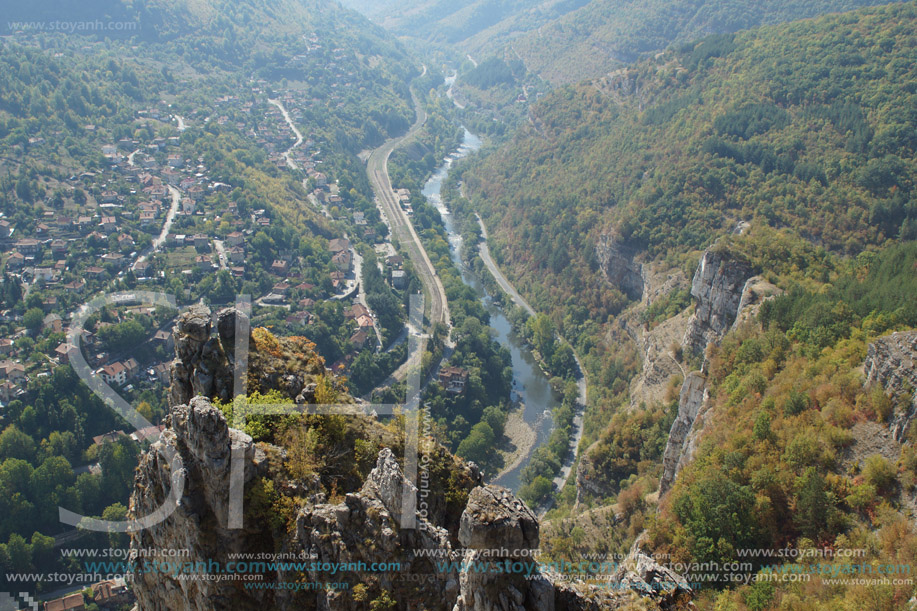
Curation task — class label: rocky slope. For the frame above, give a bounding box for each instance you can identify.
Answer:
[657,372,707,497]
[625,262,692,412]
[129,306,691,609]
[865,330,917,441]
[658,245,767,498]
[596,233,644,301]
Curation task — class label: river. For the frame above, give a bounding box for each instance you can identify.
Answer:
[421,128,561,492]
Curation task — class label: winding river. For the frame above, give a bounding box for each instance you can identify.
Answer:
[422,128,561,492]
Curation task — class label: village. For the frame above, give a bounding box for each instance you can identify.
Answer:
[0,83,422,442]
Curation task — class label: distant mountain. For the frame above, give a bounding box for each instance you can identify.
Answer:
[510,0,906,85]
[338,0,589,56]
[339,0,901,85]
[4,0,417,82]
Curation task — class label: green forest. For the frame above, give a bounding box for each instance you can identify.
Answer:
[457,2,917,607]
[464,0,917,382]
[510,0,902,85]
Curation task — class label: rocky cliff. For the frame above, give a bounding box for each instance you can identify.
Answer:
[659,247,760,499]
[596,233,644,301]
[169,303,235,407]
[658,372,708,497]
[682,249,755,356]
[129,306,691,610]
[130,396,272,611]
[864,330,917,441]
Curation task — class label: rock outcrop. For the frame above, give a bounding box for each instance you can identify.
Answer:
[452,486,552,611]
[608,539,692,608]
[295,447,465,610]
[659,372,708,497]
[131,306,692,610]
[130,396,271,611]
[452,486,681,610]
[132,396,687,610]
[660,247,759,499]
[682,249,755,356]
[731,276,781,331]
[574,442,614,503]
[596,233,644,301]
[169,304,235,407]
[865,331,917,441]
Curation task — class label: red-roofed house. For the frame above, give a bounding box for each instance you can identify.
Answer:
[100,362,127,386]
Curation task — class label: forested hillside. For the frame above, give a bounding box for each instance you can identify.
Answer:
[465,0,916,339]
[460,3,917,606]
[511,0,903,85]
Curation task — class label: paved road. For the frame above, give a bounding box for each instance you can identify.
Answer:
[131,182,181,272]
[474,214,587,506]
[351,249,384,349]
[476,214,534,318]
[366,91,451,340]
[268,99,304,170]
[445,71,465,110]
[213,239,228,270]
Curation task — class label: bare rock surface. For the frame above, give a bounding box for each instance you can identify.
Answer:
[865,330,917,441]
[131,305,692,610]
[129,396,269,611]
[682,249,755,356]
[597,232,644,301]
[659,372,708,497]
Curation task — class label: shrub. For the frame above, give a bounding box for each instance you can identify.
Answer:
[783,390,809,416]
[863,454,896,495]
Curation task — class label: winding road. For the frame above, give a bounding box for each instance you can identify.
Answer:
[269,99,304,170]
[130,173,181,272]
[475,214,587,505]
[270,97,382,349]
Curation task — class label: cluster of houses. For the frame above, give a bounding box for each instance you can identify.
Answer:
[2,83,413,426]
[2,120,233,291]
[0,295,174,410]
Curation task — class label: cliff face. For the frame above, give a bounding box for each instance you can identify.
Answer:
[658,372,707,497]
[596,233,644,301]
[130,306,689,610]
[865,330,917,441]
[659,247,761,499]
[169,304,235,407]
[294,447,465,610]
[130,396,272,611]
[682,250,755,356]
